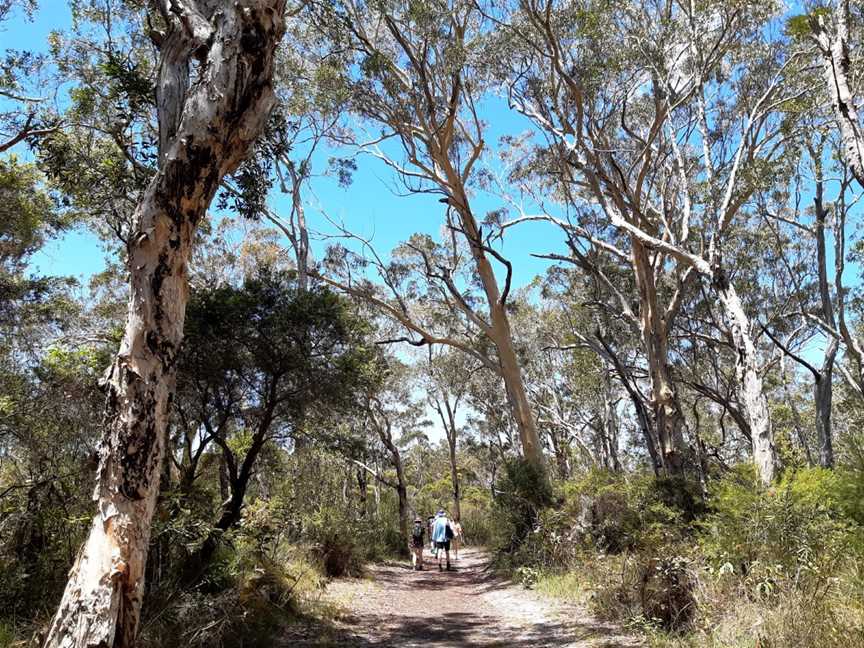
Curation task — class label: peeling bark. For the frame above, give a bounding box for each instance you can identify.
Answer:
[44,3,286,646]
[632,239,688,475]
[811,4,864,189]
[713,273,778,484]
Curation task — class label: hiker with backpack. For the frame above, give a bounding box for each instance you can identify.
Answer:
[431,509,455,571]
[410,517,426,570]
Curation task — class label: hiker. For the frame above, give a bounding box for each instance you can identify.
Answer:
[451,516,464,560]
[431,509,455,571]
[427,515,436,556]
[410,517,425,570]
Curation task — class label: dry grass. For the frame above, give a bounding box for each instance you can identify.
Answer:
[536,553,864,648]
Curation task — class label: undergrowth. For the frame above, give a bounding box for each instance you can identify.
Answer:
[494,465,864,648]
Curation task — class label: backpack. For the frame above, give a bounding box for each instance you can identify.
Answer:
[445,522,454,540]
[412,522,424,541]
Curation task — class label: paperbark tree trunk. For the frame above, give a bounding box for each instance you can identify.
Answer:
[713,271,778,484]
[44,3,285,646]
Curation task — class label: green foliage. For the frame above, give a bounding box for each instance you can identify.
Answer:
[490,458,553,555]
[699,466,862,580]
[0,156,65,265]
[561,470,701,554]
[522,465,864,645]
[141,530,326,648]
[303,504,391,577]
[785,8,831,40]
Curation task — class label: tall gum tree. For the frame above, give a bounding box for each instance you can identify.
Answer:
[809,0,864,188]
[490,0,794,483]
[797,2,864,429]
[306,0,544,468]
[44,2,286,646]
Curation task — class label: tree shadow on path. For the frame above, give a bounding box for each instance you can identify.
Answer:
[283,548,641,647]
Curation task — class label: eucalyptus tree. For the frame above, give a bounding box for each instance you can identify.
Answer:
[346,363,429,547]
[44,2,287,646]
[763,133,864,469]
[305,0,544,468]
[787,3,864,459]
[509,293,618,476]
[423,347,477,520]
[491,0,806,483]
[539,265,664,473]
[806,0,864,189]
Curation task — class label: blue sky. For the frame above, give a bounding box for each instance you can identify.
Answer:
[6,2,565,291]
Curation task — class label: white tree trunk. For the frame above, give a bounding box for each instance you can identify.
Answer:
[714,276,778,484]
[44,3,285,646]
[811,6,864,189]
[455,201,544,468]
[601,370,621,472]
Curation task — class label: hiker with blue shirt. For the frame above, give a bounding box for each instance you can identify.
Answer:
[431,509,455,571]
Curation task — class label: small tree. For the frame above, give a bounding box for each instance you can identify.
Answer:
[175,271,376,566]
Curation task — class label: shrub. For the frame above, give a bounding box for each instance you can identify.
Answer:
[699,465,860,584]
[564,471,698,554]
[637,556,697,631]
[141,516,327,648]
[300,507,364,577]
[490,458,553,554]
[0,622,15,648]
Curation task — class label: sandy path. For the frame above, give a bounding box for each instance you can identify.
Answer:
[286,547,641,647]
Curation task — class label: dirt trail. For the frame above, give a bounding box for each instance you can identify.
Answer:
[288,547,641,647]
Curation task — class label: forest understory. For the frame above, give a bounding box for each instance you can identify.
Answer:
[4,0,864,647]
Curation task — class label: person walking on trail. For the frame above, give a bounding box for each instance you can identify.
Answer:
[451,516,464,560]
[410,517,426,570]
[431,509,455,571]
[427,515,436,557]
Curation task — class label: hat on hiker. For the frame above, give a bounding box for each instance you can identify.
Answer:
[437,509,445,516]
